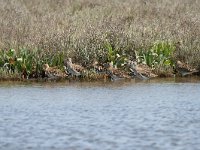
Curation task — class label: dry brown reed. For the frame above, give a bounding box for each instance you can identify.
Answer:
[0,0,199,66]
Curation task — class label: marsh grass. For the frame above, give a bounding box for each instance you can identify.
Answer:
[0,48,67,79]
[0,68,20,80]
[0,0,199,79]
[136,41,175,69]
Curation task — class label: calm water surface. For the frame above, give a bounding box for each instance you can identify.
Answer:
[0,79,200,150]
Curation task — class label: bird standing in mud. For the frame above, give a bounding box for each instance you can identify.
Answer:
[175,61,199,76]
[43,64,67,79]
[91,60,104,73]
[105,62,131,81]
[64,58,84,77]
[127,60,158,79]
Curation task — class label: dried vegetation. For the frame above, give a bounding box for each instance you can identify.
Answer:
[0,0,199,80]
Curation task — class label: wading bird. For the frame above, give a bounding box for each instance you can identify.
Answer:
[175,61,199,76]
[105,62,131,81]
[43,64,67,79]
[127,60,158,79]
[91,60,104,73]
[64,58,84,77]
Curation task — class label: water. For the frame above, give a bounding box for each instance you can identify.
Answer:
[0,79,200,150]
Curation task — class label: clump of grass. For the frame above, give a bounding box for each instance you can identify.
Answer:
[0,48,66,79]
[136,41,176,76]
[0,68,20,80]
[0,0,199,80]
[105,42,127,68]
[0,0,199,66]
[137,41,175,68]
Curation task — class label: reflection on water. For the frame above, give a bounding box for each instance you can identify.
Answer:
[0,78,200,150]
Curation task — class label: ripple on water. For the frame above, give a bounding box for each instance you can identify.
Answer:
[0,81,200,150]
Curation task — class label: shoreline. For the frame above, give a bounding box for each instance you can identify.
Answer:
[0,75,200,83]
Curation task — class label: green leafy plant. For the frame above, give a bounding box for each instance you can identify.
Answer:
[105,42,127,68]
[15,49,35,77]
[137,41,175,69]
[0,49,17,73]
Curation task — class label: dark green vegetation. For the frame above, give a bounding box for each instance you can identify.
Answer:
[0,0,199,80]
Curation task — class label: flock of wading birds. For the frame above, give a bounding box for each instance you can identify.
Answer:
[42,58,200,81]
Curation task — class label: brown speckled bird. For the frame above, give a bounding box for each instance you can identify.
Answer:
[65,58,85,77]
[127,60,158,79]
[106,62,131,81]
[91,60,104,73]
[175,61,199,76]
[43,64,67,79]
